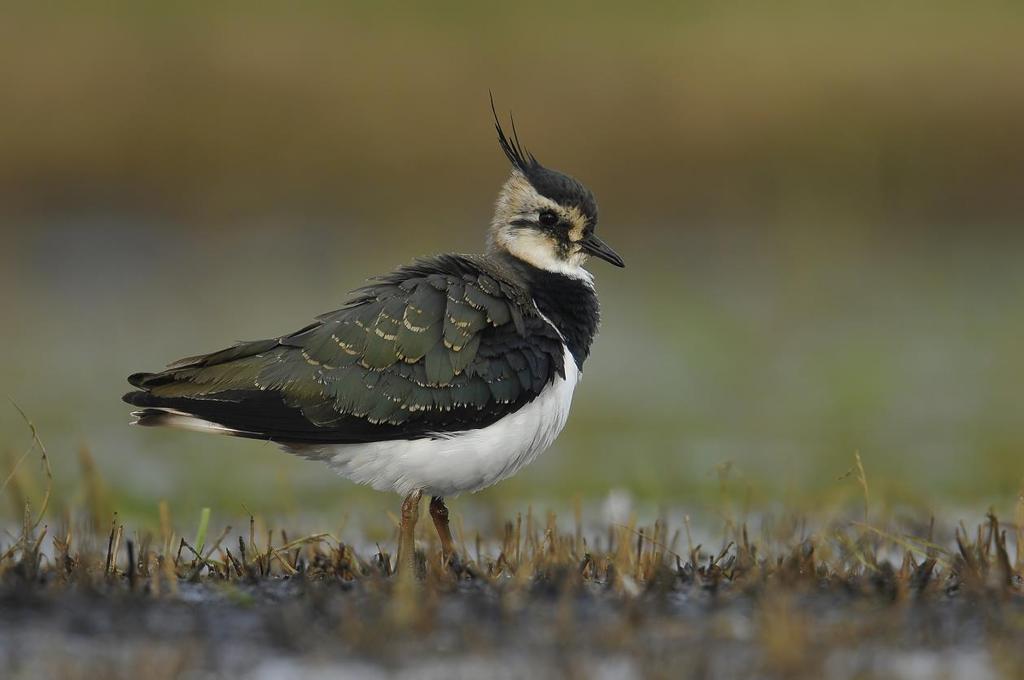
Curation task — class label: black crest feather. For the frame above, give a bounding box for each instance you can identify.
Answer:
[488,92,599,225]
[490,92,541,175]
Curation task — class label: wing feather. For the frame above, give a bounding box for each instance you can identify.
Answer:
[123,255,566,443]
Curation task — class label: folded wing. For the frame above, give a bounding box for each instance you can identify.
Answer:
[123,256,566,443]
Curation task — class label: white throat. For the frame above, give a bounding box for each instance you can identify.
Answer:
[489,171,595,284]
[503,233,594,283]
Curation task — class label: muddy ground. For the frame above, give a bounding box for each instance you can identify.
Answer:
[3,564,1023,679]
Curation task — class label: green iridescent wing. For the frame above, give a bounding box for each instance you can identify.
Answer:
[124,255,566,442]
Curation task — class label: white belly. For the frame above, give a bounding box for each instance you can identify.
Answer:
[286,346,580,497]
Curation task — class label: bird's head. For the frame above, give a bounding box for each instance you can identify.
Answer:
[487,101,624,280]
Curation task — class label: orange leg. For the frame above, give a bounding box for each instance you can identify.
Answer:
[398,490,422,574]
[429,496,456,563]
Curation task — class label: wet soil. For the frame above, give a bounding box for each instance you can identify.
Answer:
[2,574,1022,679]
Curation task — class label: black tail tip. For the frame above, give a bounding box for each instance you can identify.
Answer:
[122,390,154,406]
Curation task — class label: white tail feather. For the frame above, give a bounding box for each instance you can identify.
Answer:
[131,408,241,436]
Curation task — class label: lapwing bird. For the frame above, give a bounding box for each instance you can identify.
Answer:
[123,103,624,570]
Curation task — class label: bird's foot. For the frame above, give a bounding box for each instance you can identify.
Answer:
[429,496,458,567]
[398,489,422,576]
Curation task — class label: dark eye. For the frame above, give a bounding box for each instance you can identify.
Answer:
[538,211,559,227]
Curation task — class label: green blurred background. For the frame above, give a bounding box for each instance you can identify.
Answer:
[2,2,1023,522]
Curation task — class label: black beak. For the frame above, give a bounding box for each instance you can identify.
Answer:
[581,233,625,268]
